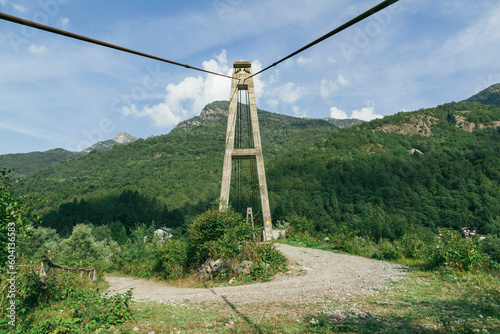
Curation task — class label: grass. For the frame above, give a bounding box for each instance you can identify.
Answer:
[108,269,499,333]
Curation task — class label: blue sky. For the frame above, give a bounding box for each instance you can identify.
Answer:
[1,0,499,154]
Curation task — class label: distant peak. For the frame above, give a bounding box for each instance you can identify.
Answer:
[466,83,500,107]
[113,132,138,144]
[199,101,229,119]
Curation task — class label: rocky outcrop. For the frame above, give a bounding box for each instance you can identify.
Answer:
[377,115,438,137]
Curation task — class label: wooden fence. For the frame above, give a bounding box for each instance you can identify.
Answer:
[39,255,96,287]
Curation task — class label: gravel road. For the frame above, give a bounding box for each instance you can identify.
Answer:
[105,244,406,305]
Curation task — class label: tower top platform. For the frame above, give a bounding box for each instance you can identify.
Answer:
[233,61,251,68]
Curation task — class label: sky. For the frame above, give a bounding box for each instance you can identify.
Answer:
[1,0,500,155]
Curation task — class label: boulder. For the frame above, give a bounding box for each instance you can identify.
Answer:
[237,260,253,275]
[199,258,227,280]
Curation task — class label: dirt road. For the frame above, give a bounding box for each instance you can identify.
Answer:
[105,244,406,305]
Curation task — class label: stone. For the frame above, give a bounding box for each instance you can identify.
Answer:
[198,258,227,280]
[237,261,253,275]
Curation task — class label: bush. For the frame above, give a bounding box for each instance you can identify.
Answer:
[59,224,119,267]
[187,208,255,265]
[0,261,133,333]
[246,243,287,281]
[399,232,429,259]
[18,227,61,259]
[286,215,315,238]
[152,239,190,280]
[482,234,500,263]
[372,239,402,260]
[430,229,491,271]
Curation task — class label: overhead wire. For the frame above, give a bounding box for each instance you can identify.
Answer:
[1,0,399,81]
[247,0,400,80]
[0,11,233,79]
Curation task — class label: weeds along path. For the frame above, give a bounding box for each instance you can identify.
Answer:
[105,244,406,305]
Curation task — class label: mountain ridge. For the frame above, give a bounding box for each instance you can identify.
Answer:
[0,132,138,178]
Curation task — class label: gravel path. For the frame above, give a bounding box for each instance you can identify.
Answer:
[105,244,407,305]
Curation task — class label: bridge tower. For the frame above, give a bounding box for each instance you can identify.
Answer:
[219,61,273,241]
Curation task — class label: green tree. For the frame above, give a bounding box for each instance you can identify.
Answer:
[0,169,37,270]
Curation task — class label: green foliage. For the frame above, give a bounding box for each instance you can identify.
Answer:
[245,242,287,282]
[429,229,491,271]
[466,83,500,107]
[112,223,157,279]
[286,215,315,238]
[0,169,37,271]
[372,239,402,261]
[0,149,83,179]
[152,239,190,280]
[110,221,127,244]
[56,224,120,268]
[399,231,431,260]
[144,207,288,283]
[187,208,255,265]
[1,262,133,333]
[9,99,500,269]
[18,226,61,259]
[483,234,500,263]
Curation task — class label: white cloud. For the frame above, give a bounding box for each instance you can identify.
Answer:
[11,3,25,12]
[330,106,348,119]
[320,79,337,99]
[329,103,383,121]
[0,0,8,6]
[296,56,312,65]
[122,50,232,127]
[59,17,70,30]
[267,98,279,108]
[351,105,383,121]
[28,44,48,55]
[273,82,304,104]
[337,75,350,86]
[292,105,307,117]
[320,75,350,98]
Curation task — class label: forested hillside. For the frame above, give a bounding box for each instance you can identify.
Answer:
[268,101,500,240]
[12,90,500,242]
[0,149,84,179]
[0,132,138,179]
[15,101,339,235]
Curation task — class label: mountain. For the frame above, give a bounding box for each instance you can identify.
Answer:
[14,102,340,235]
[0,149,84,179]
[0,132,138,179]
[466,83,500,107]
[82,132,139,153]
[12,93,500,242]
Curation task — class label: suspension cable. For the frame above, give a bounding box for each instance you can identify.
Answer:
[248,0,400,79]
[0,11,233,79]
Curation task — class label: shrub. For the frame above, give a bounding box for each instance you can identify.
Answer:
[246,243,287,281]
[18,227,61,259]
[430,229,491,271]
[372,239,402,261]
[330,224,360,254]
[399,232,429,259]
[482,234,500,263]
[286,215,315,238]
[152,239,190,280]
[0,261,133,333]
[187,208,255,265]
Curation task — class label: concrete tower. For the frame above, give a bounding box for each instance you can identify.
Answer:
[219,61,273,241]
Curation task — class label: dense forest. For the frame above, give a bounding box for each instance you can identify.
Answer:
[9,89,500,244]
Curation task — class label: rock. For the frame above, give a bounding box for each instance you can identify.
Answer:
[237,261,253,275]
[199,258,227,280]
